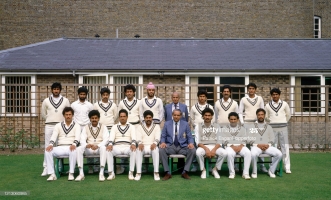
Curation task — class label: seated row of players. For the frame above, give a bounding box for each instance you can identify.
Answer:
[41,81,291,180]
[44,106,282,181]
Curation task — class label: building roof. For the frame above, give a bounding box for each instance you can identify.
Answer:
[0,38,330,72]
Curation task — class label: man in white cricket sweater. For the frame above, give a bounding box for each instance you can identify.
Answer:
[135,110,161,181]
[140,82,164,125]
[41,82,70,176]
[222,112,251,180]
[105,109,137,180]
[45,107,81,181]
[117,84,141,174]
[247,108,282,178]
[195,108,227,179]
[71,87,95,173]
[239,83,267,172]
[215,85,239,124]
[75,110,109,181]
[265,88,292,174]
[190,90,214,172]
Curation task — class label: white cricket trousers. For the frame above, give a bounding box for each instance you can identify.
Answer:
[196,145,227,171]
[273,126,291,171]
[45,146,77,175]
[104,145,136,173]
[136,146,159,173]
[76,146,107,175]
[226,146,251,176]
[251,146,282,174]
[43,125,55,168]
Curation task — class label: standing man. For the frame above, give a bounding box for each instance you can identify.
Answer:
[190,90,214,171]
[71,87,94,173]
[265,88,292,174]
[140,82,164,125]
[164,92,188,122]
[118,84,141,174]
[159,109,196,180]
[238,83,266,172]
[195,108,227,179]
[44,107,81,181]
[75,110,110,181]
[222,112,251,180]
[215,85,239,124]
[94,87,118,130]
[135,110,161,181]
[248,108,282,178]
[41,82,70,176]
[105,109,137,181]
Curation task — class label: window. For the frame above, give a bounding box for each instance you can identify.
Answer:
[219,77,245,103]
[314,16,321,38]
[1,76,36,114]
[198,77,215,106]
[82,76,107,103]
[295,76,321,112]
[326,77,331,112]
[114,76,140,102]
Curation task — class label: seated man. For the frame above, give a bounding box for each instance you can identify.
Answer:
[136,110,161,181]
[105,109,137,180]
[222,112,251,180]
[247,108,282,178]
[195,108,227,179]
[44,107,81,181]
[159,109,196,180]
[75,110,109,181]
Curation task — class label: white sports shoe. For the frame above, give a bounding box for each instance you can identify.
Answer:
[47,174,57,181]
[107,172,115,180]
[75,174,85,181]
[128,171,134,180]
[134,173,141,181]
[154,172,160,181]
[242,174,251,180]
[68,173,74,181]
[41,167,47,176]
[201,170,206,179]
[268,170,276,178]
[99,174,105,182]
[212,168,220,179]
[251,173,257,178]
[228,174,235,179]
[286,169,292,174]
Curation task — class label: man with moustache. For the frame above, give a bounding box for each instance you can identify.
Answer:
[44,107,81,181]
[195,108,227,179]
[248,108,282,178]
[135,110,161,181]
[140,82,164,125]
[71,87,94,173]
[105,109,137,181]
[75,110,109,181]
[214,85,239,124]
[159,109,196,180]
[41,82,70,176]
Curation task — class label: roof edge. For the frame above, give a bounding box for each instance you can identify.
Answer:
[0,38,64,53]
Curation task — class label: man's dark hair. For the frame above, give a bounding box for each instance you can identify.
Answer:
[51,82,62,91]
[88,110,100,118]
[270,88,281,95]
[119,109,128,117]
[202,107,214,116]
[62,107,74,115]
[124,84,136,93]
[143,110,154,118]
[256,108,266,115]
[247,83,257,89]
[197,90,208,97]
[228,112,239,119]
[222,85,232,93]
[77,87,88,94]
[100,87,111,95]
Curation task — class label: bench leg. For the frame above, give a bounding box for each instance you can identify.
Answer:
[55,158,60,178]
[169,158,173,173]
[278,159,283,177]
[205,158,209,178]
[114,157,117,174]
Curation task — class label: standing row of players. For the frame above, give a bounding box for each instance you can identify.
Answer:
[41,82,291,181]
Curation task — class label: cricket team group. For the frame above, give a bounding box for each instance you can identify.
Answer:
[41,81,291,182]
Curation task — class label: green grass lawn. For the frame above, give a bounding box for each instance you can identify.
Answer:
[0,152,330,200]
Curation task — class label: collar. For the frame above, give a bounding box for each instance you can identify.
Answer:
[77,99,88,104]
[245,94,257,99]
[221,97,232,103]
[124,97,137,102]
[173,120,180,125]
[145,96,156,100]
[272,99,282,104]
[255,120,266,125]
[51,94,62,98]
[117,122,130,126]
[89,123,101,128]
[63,120,74,127]
[143,121,154,127]
[197,102,207,107]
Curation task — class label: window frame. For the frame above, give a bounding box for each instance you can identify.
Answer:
[314,16,321,38]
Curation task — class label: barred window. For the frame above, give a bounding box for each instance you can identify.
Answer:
[326,77,331,112]
[295,76,321,112]
[219,77,245,103]
[114,77,140,102]
[5,76,31,113]
[83,76,106,103]
[314,16,321,38]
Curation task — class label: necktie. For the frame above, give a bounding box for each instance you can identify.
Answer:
[174,103,178,109]
[174,122,179,147]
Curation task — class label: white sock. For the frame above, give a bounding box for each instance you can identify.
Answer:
[79,168,84,175]
[100,167,104,175]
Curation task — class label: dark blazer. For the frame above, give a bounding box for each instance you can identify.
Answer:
[160,120,194,147]
[164,103,189,122]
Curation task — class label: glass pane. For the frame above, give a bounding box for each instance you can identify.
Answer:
[198,77,214,106]
[315,25,319,30]
[315,18,319,24]
[219,77,245,102]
